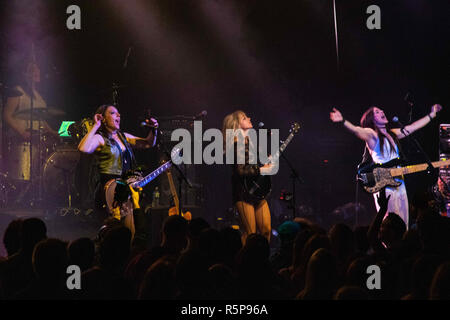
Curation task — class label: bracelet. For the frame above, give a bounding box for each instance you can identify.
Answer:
[428,114,434,121]
[340,119,346,125]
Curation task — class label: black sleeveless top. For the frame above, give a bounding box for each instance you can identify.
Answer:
[96,131,135,184]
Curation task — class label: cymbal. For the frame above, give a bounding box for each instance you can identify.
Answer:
[14,108,66,121]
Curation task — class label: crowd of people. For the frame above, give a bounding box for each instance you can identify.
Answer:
[0,188,449,300]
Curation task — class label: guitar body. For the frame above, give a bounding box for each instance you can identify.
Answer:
[242,122,300,201]
[358,157,450,194]
[357,159,403,193]
[101,147,182,219]
[243,175,272,201]
[103,178,133,218]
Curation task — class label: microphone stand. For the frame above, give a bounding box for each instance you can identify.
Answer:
[397,119,449,192]
[112,83,119,107]
[280,152,304,219]
[407,103,413,124]
[162,147,192,215]
[28,75,35,206]
[111,47,132,107]
[0,84,5,174]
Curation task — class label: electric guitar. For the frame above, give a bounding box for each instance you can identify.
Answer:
[166,168,192,220]
[243,122,301,200]
[103,147,181,218]
[357,158,450,193]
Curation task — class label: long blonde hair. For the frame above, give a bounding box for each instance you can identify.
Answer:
[222,110,245,151]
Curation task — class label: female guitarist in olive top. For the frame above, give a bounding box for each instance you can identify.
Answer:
[330,104,443,228]
[78,104,158,236]
[222,110,275,243]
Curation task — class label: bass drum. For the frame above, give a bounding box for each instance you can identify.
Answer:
[42,148,99,208]
[6,135,55,181]
[7,142,38,181]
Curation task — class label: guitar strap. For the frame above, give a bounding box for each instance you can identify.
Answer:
[117,131,138,172]
[357,132,406,172]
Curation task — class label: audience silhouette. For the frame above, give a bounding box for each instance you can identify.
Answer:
[0,187,449,300]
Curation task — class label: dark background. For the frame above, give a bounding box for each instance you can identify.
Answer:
[0,0,449,230]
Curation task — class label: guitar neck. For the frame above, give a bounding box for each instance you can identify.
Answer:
[390,159,450,177]
[272,132,295,162]
[131,161,173,188]
[166,169,180,213]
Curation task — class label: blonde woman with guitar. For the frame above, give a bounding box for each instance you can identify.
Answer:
[330,104,443,228]
[222,110,275,244]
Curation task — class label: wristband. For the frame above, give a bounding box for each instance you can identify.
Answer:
[428,114,433,121]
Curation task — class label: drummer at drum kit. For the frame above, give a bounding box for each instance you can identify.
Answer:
[2,59,63,204]
[3,60,59,142]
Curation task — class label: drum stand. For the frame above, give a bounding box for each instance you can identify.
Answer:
[0,84,6,206]
[22,86,46,209]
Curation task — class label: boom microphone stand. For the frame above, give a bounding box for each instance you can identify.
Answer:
[280,152,303,219]
[397,117,449,195]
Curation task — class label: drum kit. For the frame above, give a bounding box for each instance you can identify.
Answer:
[0,107,99,212]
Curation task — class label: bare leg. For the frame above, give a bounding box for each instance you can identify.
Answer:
[255,200,271,242]
[236,201,256,244]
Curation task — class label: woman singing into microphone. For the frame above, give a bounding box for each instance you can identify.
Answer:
[78,104,158,236]
[222,110,275,244]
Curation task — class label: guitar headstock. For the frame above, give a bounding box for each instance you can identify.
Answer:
[290,122,301,134]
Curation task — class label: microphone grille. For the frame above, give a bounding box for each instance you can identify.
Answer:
[392,116,399,122]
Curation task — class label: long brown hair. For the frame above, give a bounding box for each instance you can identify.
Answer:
[94,104,115,138]
[360,107,400,156]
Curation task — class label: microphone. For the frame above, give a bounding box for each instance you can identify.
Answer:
[256,121,273,135]
[392,116,408,133]
[140,120,158,128]
[392,116,402,126]
[193,110,207,120]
